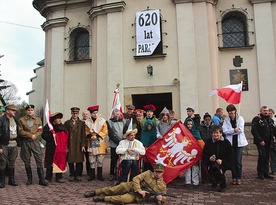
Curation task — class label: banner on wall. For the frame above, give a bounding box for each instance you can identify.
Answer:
[136,10,161,56]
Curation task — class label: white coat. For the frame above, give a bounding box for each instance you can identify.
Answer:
[222,114,248,147]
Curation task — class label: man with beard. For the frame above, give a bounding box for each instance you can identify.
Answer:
[251,106,275,180]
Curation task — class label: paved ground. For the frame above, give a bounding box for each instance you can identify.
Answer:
[1,153,276,205]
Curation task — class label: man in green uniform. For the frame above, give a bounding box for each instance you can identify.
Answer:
[84,163,167,204]
[18,104,48,186]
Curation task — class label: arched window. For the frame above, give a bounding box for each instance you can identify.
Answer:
[69,28,89,61]
[222,11,248,48]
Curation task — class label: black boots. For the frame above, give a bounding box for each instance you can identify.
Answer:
[97,167,104,181]
[93,196,105,202]
[88,168,95,181]
[8,168,18,186]
[84,191,96,198]
[25,167,32,185]
[0,169,5,188]
[37,168,48,186]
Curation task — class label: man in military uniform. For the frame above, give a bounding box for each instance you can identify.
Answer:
[18,104,48,186]
[84,163,167,204]
[65,107,86,181]
[0,104,19,188]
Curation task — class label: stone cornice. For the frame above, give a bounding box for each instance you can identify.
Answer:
[249,0,275,4]
[88,1,126,19]
[33,0,92,17]
[171,0,218,5]
[42,17,69,31]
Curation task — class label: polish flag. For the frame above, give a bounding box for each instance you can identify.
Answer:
[109,87,123,118]
[210,82,243,104]
[45,99,54,132]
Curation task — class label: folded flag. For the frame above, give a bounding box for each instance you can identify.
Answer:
[210,81,243,104]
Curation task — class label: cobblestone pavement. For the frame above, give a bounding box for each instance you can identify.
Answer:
[1,154,276,205]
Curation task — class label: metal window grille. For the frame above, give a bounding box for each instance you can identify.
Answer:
[68,28,89,61]
[222,11,248,48]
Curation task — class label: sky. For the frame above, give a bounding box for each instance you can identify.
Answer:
[0,0,45,103]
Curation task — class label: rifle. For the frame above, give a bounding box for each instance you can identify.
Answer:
[143,189,177,205]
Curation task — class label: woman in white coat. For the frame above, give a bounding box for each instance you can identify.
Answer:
[222,104,248,185]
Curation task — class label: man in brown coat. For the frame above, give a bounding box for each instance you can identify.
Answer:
[65,107,86,181]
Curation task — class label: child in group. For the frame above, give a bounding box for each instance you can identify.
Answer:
[184,118,204,188]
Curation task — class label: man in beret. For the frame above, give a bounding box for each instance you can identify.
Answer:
[18,104,48,186]
[85,105,108,181]
[65,107,86,182]
[84,163,167,204]
[0,104,19,188]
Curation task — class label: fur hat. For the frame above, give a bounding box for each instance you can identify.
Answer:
[50,112,63,121]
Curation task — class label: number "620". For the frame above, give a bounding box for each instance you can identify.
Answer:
[138,12,158,27]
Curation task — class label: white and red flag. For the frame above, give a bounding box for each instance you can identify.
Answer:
[45,99,54,131]
[209,81,243,104]
[110,87,123,118]
[146,121,203,184]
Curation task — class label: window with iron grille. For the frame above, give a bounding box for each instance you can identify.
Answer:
[222,11,248,48]
[68,28,89,61]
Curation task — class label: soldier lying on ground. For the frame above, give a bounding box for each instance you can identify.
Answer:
[84,163,167,204]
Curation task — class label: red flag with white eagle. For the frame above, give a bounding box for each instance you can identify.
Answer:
[146,121,203,184]
[109,84,123,118]
[209,81,243,104]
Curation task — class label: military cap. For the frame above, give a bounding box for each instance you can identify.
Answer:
[70,107,80,113]
[87,105,99,113]
[50,112,63,120]
[153,163,165,172]
[126,104,135,110]
[5,104,17,111]
[25,104,35,110]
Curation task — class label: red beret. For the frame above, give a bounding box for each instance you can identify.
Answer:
[87,105,99,113]
[143,104,156,112]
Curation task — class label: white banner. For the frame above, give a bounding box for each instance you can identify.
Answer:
[136,10,161,56]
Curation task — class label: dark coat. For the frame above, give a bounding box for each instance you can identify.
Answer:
[202,137,233,172]
[251,114,275,144]
[0,114,19,147]
[65,118,86,163]
[198,122,214,142]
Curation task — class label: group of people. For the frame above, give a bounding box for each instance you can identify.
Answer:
[0,102,276,204]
